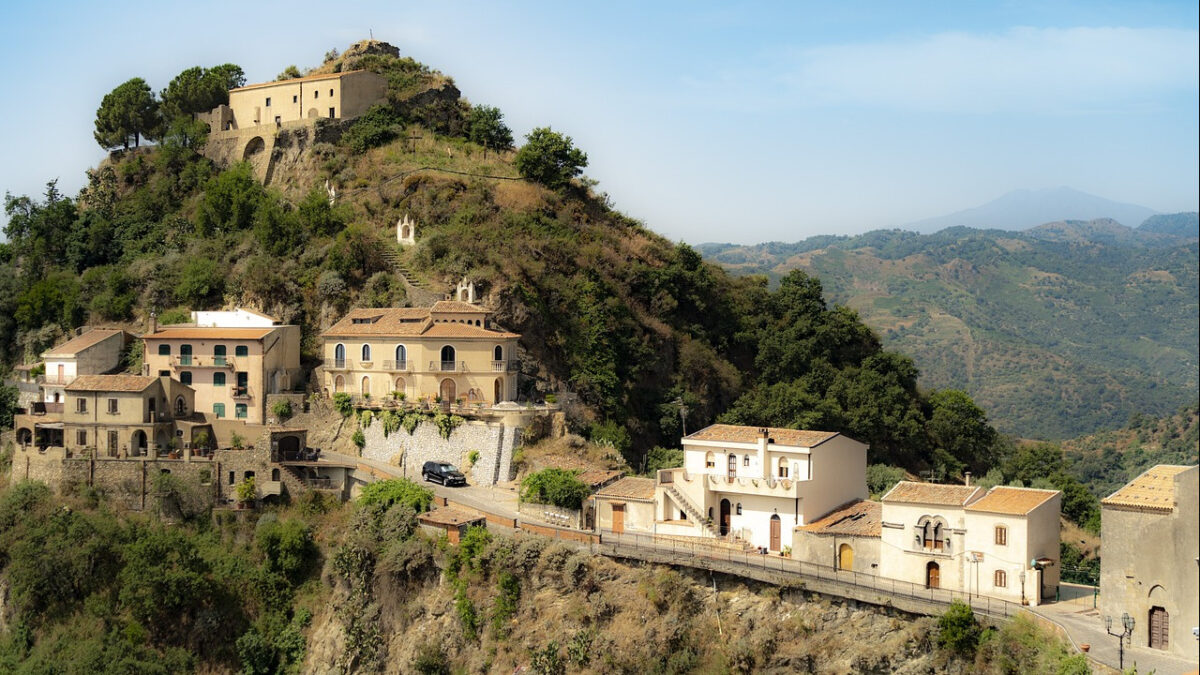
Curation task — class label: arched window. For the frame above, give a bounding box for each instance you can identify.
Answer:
[235,345,249,357]
[727,453,737,479]
[180,344,193,365]
[214,345,227,365]
[361,376,370,397]
[395,345,407,367]
[361,344,372,361]
[213,372,225,387]
[705,451,715,469]
[494,345,503,361]
[777,457,789,478]
[994,570,1007,588]
[334,343,346,366]
[175,397,187,416]
[743,454,750,466]
[440,345,456,370]
[333,375,344,393]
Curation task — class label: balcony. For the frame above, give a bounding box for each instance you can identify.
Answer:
[381,360,411,372]
[232,386,253,400]
[325,358,350,370]
[703,471,807,498]
[429,360,467,373]
[491,360,519,372]
[172,355,235,369]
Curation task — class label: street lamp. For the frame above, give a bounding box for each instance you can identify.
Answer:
[1105,612,1135,670]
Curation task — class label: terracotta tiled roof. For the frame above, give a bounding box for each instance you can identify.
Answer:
[881,481,984,506]
[684,424,841,448]
[1102,465,1195,512]
[43,329,125,357]
[965,486,1059,515]
[322,307,518,339]
[577,470,625,490]
[799,500,881,537]
[143,327,277,340]
[595,477,656,501]
[65,374,158,393]
[431,300,490,314]
[231,69,372,92]
[418,507,486,527]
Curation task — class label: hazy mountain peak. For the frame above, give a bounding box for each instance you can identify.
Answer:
[905,187,1157,233]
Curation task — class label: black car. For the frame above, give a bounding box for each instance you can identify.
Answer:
[422,461,467,486]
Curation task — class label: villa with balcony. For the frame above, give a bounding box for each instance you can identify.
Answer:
[320,299,520,406]
[141,315,301,425]
[653,424,869,553]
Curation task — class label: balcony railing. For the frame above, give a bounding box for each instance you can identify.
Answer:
[326,358,349,370]
[491,360,519,372]
[173,355,234,369]
[232,386,253,400]
[429,360,467,373]
[381,359,410,372]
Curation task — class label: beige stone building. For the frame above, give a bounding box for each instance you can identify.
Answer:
[39,328,128,408]
[592,477,657,535]
[321,301,520,404]
[652,424,869,553]
[793,499,882,573]
[879,482,1061,605]
[205,70,387,131]
[141,323,302,425]
[16,374,195,457]
[1100,464,1198,659]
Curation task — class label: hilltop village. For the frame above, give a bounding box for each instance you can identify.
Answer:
[0,40,1196,674]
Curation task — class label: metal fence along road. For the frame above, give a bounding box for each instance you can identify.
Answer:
[592,529,1024,620]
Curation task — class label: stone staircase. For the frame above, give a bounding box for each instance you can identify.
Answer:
[664,485,718,538]
[380,248,441,306]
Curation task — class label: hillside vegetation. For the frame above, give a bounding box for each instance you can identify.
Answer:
[700,221,1199,439]
[0,40,1011,481]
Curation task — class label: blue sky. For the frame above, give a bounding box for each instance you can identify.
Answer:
[1,1,1196,243]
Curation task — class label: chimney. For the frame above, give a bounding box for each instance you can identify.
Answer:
[758,427,769,479]
[148,311,158,335]
[964,471,972,487]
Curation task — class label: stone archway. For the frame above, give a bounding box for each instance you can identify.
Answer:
[242,136,265,160]
[307,108,319,118]
[334,375,344,393]
[131,430,147,456]
[16,428,32,446]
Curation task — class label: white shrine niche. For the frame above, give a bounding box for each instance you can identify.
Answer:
[397,214,416,246]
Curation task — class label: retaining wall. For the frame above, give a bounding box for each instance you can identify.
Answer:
[358,415,521,486]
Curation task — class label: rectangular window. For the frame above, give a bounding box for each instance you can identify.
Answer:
[994,570,1007,587]
[274,115,281,125]
[995,526,1007,546]
[329,88,333,96]
[229,471,235,485]
[265,97,271,107]
[158,370,171,377]
[157,344,170,355]
[292,95,298,103]
[213,372,226,387]
[76,398,87,413]
[108,431,118,453]
[314,90,318,98]
[705,458,715,468]
[328,107,335,119]
[107,398,118,414]
[235,403,248,419]
[213,403,225,418]
[779,464,789,478]
[180,371,192,386]
[235,345,249,357]
[77,430,87,446]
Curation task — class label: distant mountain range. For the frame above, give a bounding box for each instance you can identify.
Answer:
[699,216,1199,439]
[905,187,1159,233]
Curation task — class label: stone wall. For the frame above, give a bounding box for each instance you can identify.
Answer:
[358,416,522,486]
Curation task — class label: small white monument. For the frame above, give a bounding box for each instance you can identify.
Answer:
[397,213,416,246]
[455,277,476,303]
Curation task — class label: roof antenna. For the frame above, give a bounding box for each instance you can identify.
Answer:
[369,29,373,40]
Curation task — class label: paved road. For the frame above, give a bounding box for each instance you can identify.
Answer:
[1032,600,1199,674]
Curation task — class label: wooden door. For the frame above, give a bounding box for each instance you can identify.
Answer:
[839,543,854,570]
[611,504,625,534]
[769,515,781,552]
[1149,607,1169,650]
[927,562,940,589]
[719,499,731,536]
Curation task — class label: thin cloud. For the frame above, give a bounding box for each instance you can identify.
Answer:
[782,27,1199,113]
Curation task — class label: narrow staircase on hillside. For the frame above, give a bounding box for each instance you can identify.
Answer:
[664,485,719,538]
[380,248,442,306]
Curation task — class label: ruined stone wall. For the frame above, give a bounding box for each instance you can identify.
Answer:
[358,416,522,486]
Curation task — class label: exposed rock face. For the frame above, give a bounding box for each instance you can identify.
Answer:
[341,39,401,60]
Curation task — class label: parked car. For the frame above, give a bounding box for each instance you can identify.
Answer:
[422,461,466,486]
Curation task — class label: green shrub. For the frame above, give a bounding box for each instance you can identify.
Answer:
[433,413,464,440]
[332,392,354,417]
[235,477,256,503]
[643,446,683,475]
[351,428,366,450]
[271,398,293,422]
[937,600,981,655]
[341,104,405,154]
[360,410,373,428]
[454,583,479,640]
[520,468,590,510]
[491,571,520,638]
[866,464,906,498]
[588,419,631,454]
[357,479,434,513]
[467,450,480,467]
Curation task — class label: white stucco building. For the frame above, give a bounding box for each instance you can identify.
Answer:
[652,424,868,553]
[879,482,1061,604]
